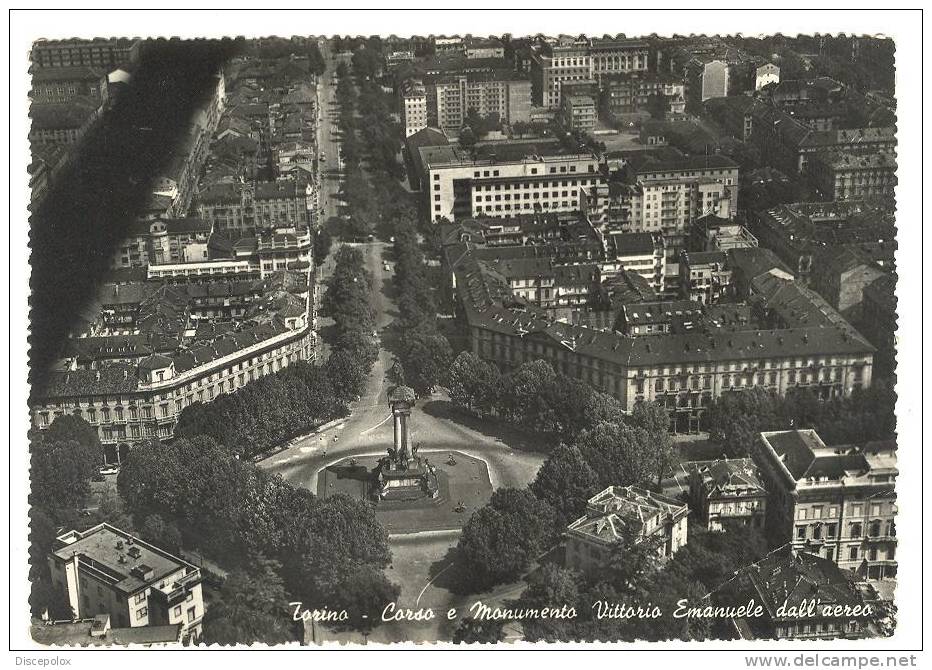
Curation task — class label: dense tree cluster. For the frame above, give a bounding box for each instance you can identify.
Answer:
[451,356,677,593]
[27,416,128,618]
[447,354,672,448]
[702,382,897,458]
[508,522,768,643]
[456,489,559,591]
[174,360,350,460]
[118,436,396,640]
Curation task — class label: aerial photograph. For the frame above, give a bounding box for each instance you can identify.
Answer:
[14,10,917,659]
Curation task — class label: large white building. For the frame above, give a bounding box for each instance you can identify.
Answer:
[418,141,605,222]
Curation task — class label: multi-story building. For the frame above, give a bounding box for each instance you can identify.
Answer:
[707,546,876,640]
[601,71,686,118]
[751,200,896,285]
[811,247,887,322]
[686,59,729,111]
[31,38,141,70]
[679,250,731,304]
[807,150,897,201]
[30,265,315,458]
[445,240,875,432]
[418,140,604,222]
[587,38,652,83]
[755,62,781,90]
[562,94,596,132]
[705,97,897,177]
[531,36,650,109]
[431,73,532,136]
[464,37,505,60]
[29,98,101,146]
[196,179,311,234]
[604,231,665,292]
[858,273,897,380]
[584,152,739,259]
[48,523,205,643]
[31,66,110,107]
[753,430,897,582]
[400,78,428,137]
[531,36,592,110]
[688,214,758,252]
[110,218,213,270]
[684,458,768,531]
[566,485,689,571]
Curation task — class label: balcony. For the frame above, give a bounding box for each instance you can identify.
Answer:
[149,570,203,608]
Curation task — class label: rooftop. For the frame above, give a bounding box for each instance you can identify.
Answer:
[51,523,195,596]
[568,485,688,544]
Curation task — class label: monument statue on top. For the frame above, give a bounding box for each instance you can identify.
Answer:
[373,386,439,501]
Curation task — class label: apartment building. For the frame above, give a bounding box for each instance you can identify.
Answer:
[562,94,597,132]
[31,38,141,70]
[601,71,686,118]
[684,458,768,531]
[197,179,312,234]
[432,73,531,135]
[582,152,739,259]
[751,200,895,284]
[604,231,665,292]
[753,430,897,582]
[400,78,428,137]
[566,486,689,571]
[708,546,875,640]
[807,150,897,201]
[110,218,213,270]
[31,66,110,107]
[48,523,204,643]
[533,36,650,109]
[532,37,592,109]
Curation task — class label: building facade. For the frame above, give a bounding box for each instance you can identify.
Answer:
[753,430,897,582]
[421,144,604,222]
[685,458,768,531]
[31,38,141,70]
[48,523,205,643]
[401,78,429,137]
[566,485,689,571]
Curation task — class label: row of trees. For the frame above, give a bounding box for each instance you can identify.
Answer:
[333,55,408,240]
[702,382,897,458]
[448,354,659,442]
[389,221,453,396]
[322,244,380,383]
[173,359,352,459]
[117,436,399,641]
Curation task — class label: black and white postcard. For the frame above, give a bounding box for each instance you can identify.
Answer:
[8,6,926,664]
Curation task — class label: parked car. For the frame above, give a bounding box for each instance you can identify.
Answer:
[98,465,120,477]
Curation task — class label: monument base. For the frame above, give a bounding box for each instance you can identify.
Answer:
[374,458,439,501]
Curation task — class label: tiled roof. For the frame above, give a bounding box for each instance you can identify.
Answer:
[568,485,688,543]
[712,544,867,620]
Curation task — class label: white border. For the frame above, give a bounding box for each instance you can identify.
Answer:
[6,4,927,664]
